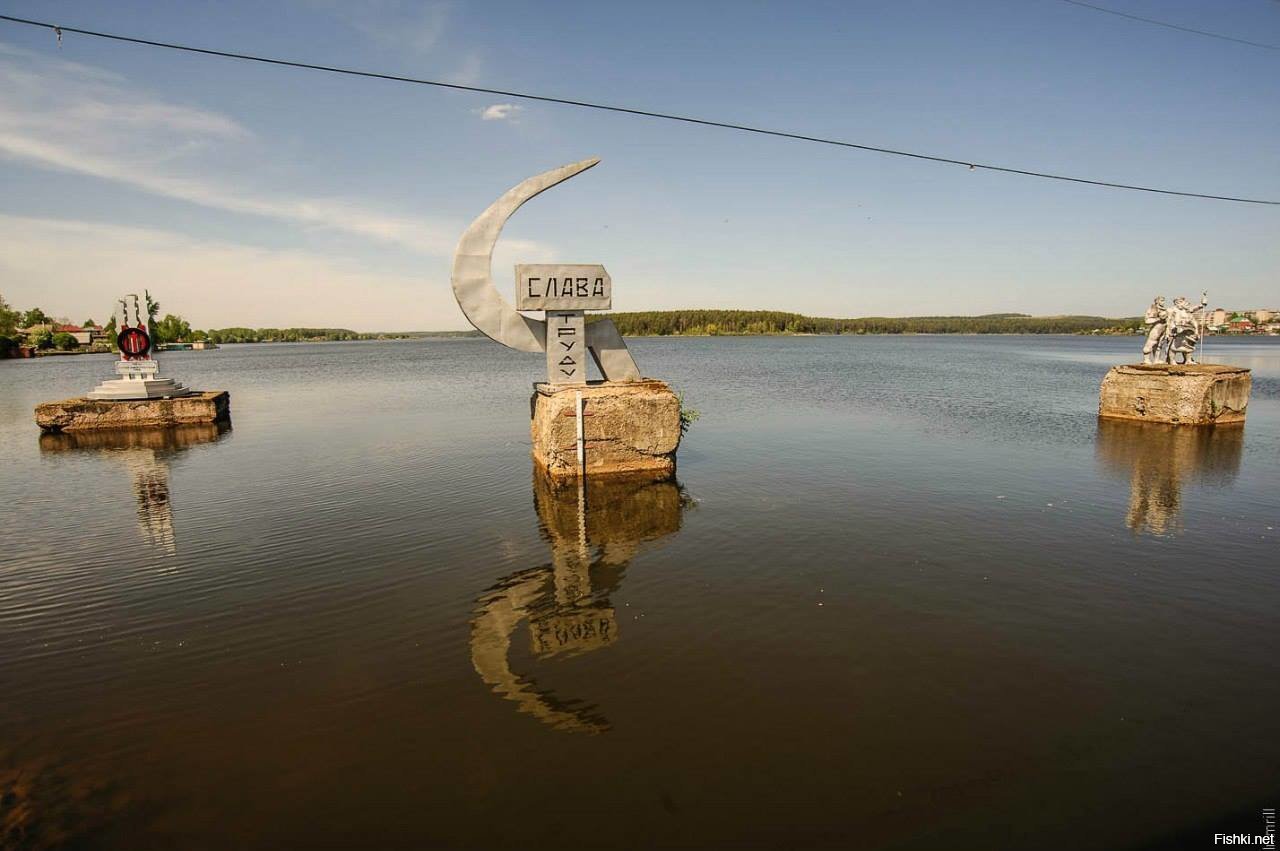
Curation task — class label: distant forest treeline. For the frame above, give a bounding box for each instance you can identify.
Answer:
[202,328,473,343]
[589,310,1141,336]
[195,312,1143,343]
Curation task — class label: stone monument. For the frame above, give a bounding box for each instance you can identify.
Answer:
[35,294,230,432]
[89,294,190,400]
[451,158,682,479]
[1099,292,1250,426]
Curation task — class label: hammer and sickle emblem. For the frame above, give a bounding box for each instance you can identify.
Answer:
[450,158,640,381]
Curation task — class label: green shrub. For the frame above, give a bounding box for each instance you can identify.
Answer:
[52,332,79,350]
[677,394,700,437]
[31,329,54,349]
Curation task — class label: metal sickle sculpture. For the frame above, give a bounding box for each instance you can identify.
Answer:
[450,157,641,381]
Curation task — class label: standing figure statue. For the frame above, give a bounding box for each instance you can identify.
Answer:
[1141,296,1168,365]
[1164,292,1208,365]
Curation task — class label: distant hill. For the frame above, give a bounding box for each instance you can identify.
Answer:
[587,310,1140,336]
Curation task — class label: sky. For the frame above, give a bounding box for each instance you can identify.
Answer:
[0,0,1276,331]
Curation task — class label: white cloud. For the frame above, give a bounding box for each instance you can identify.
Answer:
[0,215,471,331]
[0,43,545,258]
[479,103,523,122]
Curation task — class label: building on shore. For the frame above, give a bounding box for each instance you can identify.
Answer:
[56,323,105,346]
[17,322,105,346]
[1228,314,1255,333]
[1205,308,1278,335]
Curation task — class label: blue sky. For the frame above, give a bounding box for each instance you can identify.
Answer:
[0,0,1276,330]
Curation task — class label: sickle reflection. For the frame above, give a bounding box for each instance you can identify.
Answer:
[469,471,689,734]
[450,158,641,380]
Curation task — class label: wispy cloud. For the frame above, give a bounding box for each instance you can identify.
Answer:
[0,43,544,258]
[478,103,523,122]
[0,42,249,142]
[445,52,485,86]
[304,1,482,82]
[306,0,452,55]
[0,215,471,331]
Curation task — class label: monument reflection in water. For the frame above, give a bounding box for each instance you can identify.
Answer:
[1095,419,1242,536]
[38,424,230,556]
[470,471,690,734]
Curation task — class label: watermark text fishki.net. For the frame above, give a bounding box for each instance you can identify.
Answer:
[1214,809,1276,845]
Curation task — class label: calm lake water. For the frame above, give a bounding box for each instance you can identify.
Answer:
[2,335,1278,850]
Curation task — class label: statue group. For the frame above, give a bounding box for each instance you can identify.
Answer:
[1142,292,1208,365]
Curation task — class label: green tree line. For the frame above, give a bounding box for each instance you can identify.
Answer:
[2,293,1143,358]
[202,327,396,343]
[589,310,1141,336]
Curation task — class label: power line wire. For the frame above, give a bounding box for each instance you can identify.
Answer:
[1,13,1277,206]
[1056,0,1280,51]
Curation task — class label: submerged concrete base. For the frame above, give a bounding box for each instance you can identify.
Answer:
[1098,364,1249,425]
[531,379,681,480]
[35,391,230,432]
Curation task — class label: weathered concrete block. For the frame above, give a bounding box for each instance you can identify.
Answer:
[1098,365,1249,425]
[531,380,680,480]
[35,391,231,432]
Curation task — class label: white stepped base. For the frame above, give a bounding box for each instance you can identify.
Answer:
[88,378,192,400]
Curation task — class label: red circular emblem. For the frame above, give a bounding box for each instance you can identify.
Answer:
[118,327,151,357]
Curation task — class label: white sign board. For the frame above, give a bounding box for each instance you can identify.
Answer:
[516,264,611,311]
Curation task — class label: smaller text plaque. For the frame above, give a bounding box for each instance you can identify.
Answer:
[546,310,587,385]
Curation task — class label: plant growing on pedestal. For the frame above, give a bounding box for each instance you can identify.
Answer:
[677,394,700,437]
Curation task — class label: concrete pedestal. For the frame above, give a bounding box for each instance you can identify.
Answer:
[531,379,681,480]
[1098,364,1250,425]
[36,391,231,432]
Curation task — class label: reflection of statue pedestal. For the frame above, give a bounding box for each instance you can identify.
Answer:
[531,379,681,480]
[1099,364,1250,426]
[470,468,687,734]
[39,422,230,558]
[1096,418,1242,536]
[35,391,231,432]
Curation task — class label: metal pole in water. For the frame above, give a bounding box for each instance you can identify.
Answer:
[576,390,585,475]
[577,475,588,558]
[1200,305,1209,363]
[575,390,588,558]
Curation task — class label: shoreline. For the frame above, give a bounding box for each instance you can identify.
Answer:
[7,331,1275,360]
[178,330,1276,341]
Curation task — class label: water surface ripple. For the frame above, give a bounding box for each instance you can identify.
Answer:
[1,336,1277,849]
